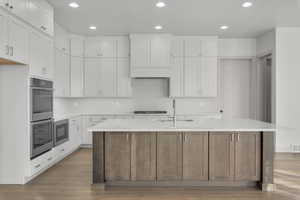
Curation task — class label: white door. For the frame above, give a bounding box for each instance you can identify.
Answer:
[0,11,8,59]
[29,31,53,79]
[170,57,184,97]
[221,59,252,119]
[70,56,84,97]
[117,58,131,97]
[200,57,218,97]
[54,23,69,52]
[54,49,70,97]
[150,36,170,66]
[184,57,202,97]
[9,0,27,19]
[130,37,150,67]
[185,38,202,57]
[7,17,28,64]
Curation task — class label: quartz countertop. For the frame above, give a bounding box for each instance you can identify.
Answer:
[88,118,277,132]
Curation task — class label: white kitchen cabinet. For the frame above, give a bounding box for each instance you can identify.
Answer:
[117,37,130,58]
[29,30,53,79]
[185,38,203,57]
[170,57,184,97]
[85,37,116,58]
[171,37,184,57]
[54,23,69,52]
[0,10,8,61]
[1,0,27,20]
[70,36,84,57]
[130,34,172,77]
[218,39,256,58]
[27,0,54,36]
[54,49,70,97]
[85,58,115,97]
[70,56,84,97]
[69,117,82,149]
[82,116,106,146]
[7,16,28,64]
[117,58,131,97]
[184,57,218,97]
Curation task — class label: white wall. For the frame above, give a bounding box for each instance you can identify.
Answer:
[256,30,275,57]
[275,27,300,152]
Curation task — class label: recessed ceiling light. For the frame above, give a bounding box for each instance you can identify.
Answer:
[69,2,79,8]
[220,25,229,30]
[154,25,163,30]
[242,1,253,7]
[156,2,166,8]
[89,26,97,30]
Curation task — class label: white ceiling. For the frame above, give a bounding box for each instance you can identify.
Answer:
[47,0,300,38]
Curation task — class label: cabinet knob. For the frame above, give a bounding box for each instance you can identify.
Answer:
[9,5,13,9]
[5,3,9,7]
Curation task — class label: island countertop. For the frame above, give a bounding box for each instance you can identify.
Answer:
[88,118,276,132]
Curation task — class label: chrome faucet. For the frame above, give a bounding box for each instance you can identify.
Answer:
[172,99,176,127]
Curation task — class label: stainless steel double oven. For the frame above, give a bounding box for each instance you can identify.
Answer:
[30,78,54,159]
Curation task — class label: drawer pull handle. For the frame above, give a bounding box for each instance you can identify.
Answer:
[61,149,65,152]
[5,45,9,55]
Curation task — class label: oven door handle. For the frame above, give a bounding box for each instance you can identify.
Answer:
[31,119,54,125]
[31,87,54,91]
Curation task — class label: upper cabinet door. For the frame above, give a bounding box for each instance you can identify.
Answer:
[183,133,209,181]
[70,56,84,97]
[8,0,27,19]
[70,36,84,57]
[185,38,202,57]
[184,57,202,97]
[200,57,218,97]
[150,36,171,67]
[117,37,129,58]
[117,58,132,97]
[85,58,116,97]
[7,16,28,64]
[235,133,261,181]
[54,23,69,52]
[202,39,218,57]
[130,36,150,67]
[171,38,184,57]
[170,57,184,97]
[85,37,116,58]
[209,133,235,181]
[29,30,54,79]
[54,49,70,97]
[0,11,8,60]
[27,0,54,36]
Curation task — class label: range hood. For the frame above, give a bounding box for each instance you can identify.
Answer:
[130,34,172,78]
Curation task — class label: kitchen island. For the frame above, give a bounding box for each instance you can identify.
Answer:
[89,118,276,191]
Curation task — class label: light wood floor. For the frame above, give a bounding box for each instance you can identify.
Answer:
[0,149,300,200]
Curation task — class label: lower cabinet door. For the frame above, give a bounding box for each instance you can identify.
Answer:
[131,133,156,181]
[235,133,261,181]
[157,133,182,181]
[105,133,131,181]
[209,133,235,181]
[183,133,209,181]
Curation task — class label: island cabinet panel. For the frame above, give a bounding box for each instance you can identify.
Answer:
[157,133,183,181]
[131,133,156,181]
[105,133,131,181]
[235,133,261,181]
[183,133,209,181]
[209,133,235,181]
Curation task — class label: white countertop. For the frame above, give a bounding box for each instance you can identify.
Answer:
[88,118,277,132]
